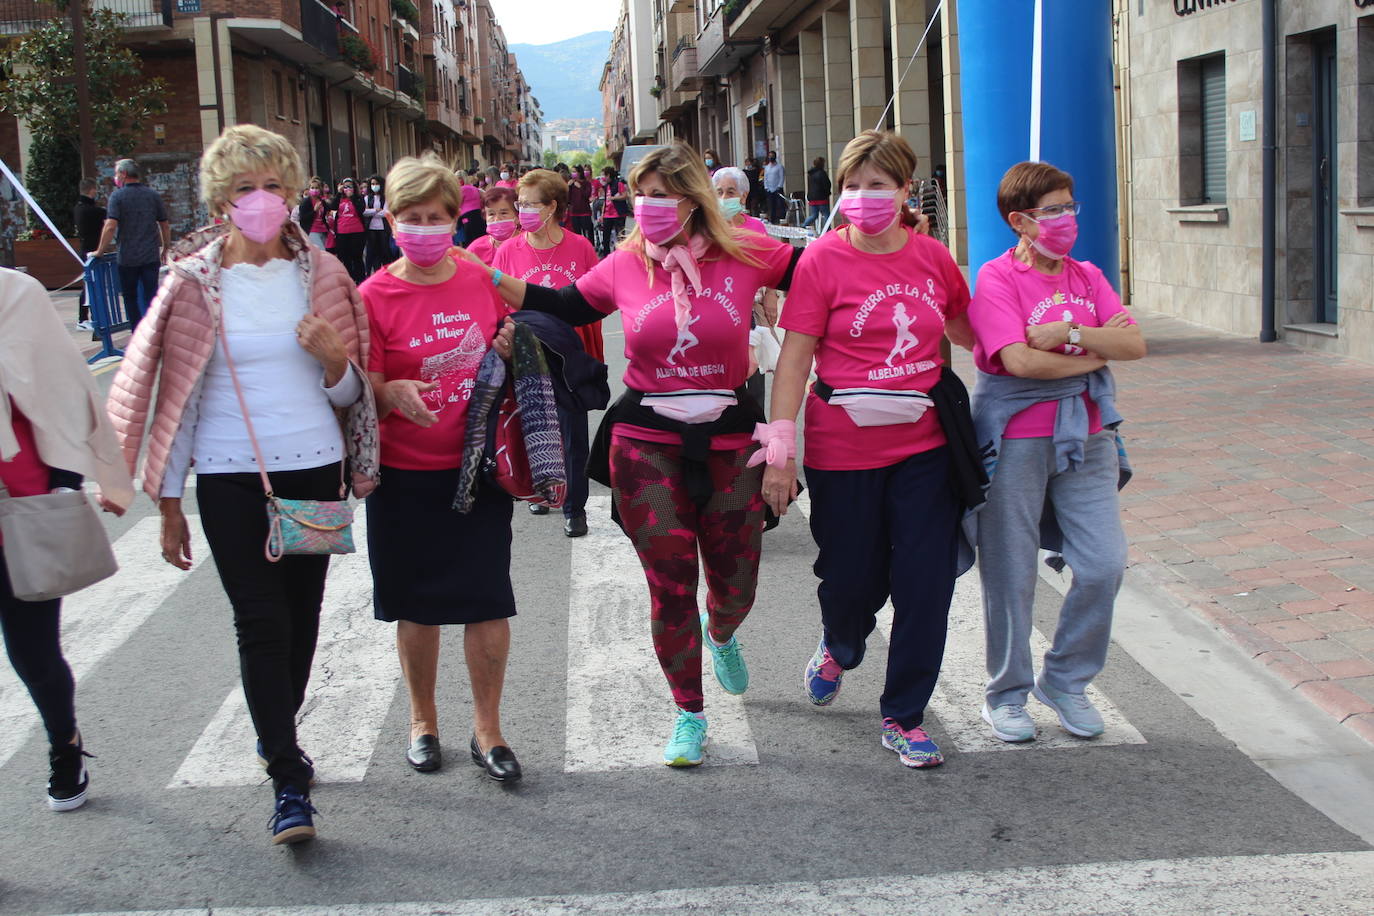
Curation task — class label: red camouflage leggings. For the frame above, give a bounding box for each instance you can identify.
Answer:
[609,437,765,713]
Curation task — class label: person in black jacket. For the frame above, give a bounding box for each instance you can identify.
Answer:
[802,157,832,231]
[73,178,105,330]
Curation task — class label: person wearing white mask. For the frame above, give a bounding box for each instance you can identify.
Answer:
[469,143,802,768]
[361,174,394,275]
[760,130,974,771]
[967,161,1144,745]
[108,124,378,844]
[493,169,601,537]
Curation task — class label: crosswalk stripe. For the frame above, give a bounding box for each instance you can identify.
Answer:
[0,516,207,771]
[51,850,1374,915]
[793,492,1146,751]
[564,494,758,772]
[168,508,398,788]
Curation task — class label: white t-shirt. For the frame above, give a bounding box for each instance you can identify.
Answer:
[160,259,361,496]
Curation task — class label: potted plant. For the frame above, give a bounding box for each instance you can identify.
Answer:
[14,227,84,290]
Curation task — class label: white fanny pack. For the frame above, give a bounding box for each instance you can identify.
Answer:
[641,389,738,424]
[825,387,934,427]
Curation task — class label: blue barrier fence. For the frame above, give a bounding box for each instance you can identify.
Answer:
[85,254,129,365]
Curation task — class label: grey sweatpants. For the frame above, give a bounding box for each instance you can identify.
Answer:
[978,432,1127,708]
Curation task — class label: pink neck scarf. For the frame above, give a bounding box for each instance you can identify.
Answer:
[643,235,710,333]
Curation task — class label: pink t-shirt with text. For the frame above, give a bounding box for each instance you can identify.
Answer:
[492,229,598,290]
[969,250,1132,438]
[363,257,509,470]
[576,237,794,447]
[781,227,971,471]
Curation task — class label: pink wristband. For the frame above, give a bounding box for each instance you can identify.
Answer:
[746,420,797,469]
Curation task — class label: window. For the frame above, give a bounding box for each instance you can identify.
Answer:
[1177,53,1227,205]
[291,78,300,121]
[274,71,285,118]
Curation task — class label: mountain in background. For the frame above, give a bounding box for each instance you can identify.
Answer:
[511,31,613,123]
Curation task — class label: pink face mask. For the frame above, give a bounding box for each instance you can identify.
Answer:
[1027,211,1078,260]
[634,196,692,246]
[837,189,901,236]
[487,218,517,240]
[518,206,548,233]
[394,222,454,267]
[229,188,288,244]
[114,175,125,189]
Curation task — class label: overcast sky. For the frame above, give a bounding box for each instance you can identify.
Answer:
[488,0,618,46]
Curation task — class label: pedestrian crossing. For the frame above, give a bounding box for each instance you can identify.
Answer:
[2,494,1149,788]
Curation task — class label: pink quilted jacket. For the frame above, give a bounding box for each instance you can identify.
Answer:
[107,223,380,501]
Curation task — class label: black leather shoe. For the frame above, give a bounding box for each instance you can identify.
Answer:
[406,734,441,772]
[470,736,522,782]
[528,503,550,516]
[563,513,588,538]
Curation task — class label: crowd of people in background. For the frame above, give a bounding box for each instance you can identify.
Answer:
[5,124,1142,854]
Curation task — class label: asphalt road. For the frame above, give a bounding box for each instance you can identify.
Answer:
[1,320,1372,915]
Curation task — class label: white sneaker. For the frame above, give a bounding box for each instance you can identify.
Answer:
[982,702,1036,743]
[76,320,94,331]
[1033,680,1105,738]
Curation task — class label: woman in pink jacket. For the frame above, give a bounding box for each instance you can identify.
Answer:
[107,125,378,846]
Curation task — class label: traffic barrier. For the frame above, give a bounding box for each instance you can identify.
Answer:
[85,253,128,365]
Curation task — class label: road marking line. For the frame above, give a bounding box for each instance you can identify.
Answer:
[0,517,207,771]
[53,850,1374,915]
[564,494,757,772]
[168,508,398,788]
[794,492,1145,751]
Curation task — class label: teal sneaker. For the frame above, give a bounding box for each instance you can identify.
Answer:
[881,717,944,769]
[701,612,749,695]
[663,709,707,767]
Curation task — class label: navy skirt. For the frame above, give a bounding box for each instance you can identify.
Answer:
[366,466,516,625]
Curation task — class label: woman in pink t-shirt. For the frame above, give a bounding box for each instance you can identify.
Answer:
[494,168,602,537]
[466,186,519,266]
[471,143,801,768]
[361,154,523,783]
[762,130,974,770]
[967,161,1145,745]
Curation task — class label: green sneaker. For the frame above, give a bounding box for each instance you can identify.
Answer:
[663,708,707,767]
[701,612,749,695]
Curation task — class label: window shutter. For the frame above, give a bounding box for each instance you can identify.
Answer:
[1201,57,1227,203]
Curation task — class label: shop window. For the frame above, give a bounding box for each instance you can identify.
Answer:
[1177,53,1226,205]
[1359,16,1374,206]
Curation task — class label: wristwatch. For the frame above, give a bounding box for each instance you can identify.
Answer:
[1067,323,1082,346]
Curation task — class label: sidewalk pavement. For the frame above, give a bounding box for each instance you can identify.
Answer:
[51,289,130,367]
[1106,311,1374,746]
[48,287,1374,745]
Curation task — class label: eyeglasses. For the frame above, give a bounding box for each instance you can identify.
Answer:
[1023,201,1082,219]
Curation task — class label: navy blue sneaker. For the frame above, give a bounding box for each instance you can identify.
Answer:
[256,740,316,786]
[268,787,317,845]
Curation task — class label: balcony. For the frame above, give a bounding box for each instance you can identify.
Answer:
[0,0,172,36]
[397,63,421,100]
[723,0,812,41]
[299,0,340,59]
[696,4,759,77]
[670,40,698,91]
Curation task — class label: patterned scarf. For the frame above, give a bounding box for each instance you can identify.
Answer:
[642,234,709,333]
[452,323,566,512]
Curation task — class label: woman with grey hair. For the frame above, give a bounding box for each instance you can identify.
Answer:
[712,167,769,236]
[108,123,378,846]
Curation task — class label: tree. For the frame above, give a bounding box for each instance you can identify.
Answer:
[23,132,80,236]
[542,149,559,169]
[0,6,168,229]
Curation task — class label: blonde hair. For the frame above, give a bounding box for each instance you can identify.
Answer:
[200,124,305,215]
[834,130,921,229]
[623,142,764,274]
[518,168,569,220]
[385,152,463,217]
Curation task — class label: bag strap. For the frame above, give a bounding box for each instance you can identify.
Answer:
[214,298,346,501]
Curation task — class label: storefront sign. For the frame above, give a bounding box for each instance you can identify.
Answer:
[177,0,202,12]
[1174,0,1234,15]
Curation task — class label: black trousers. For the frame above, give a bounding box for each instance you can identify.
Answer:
[599,216,624,255]
[197,464,342,793]
[559,405,590,518]
[0,547,76,747]
[804,447,959,729]
[571,214,594,243]
[334,231,367,284]
[364,228,395,275]
[119,262,159,329]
